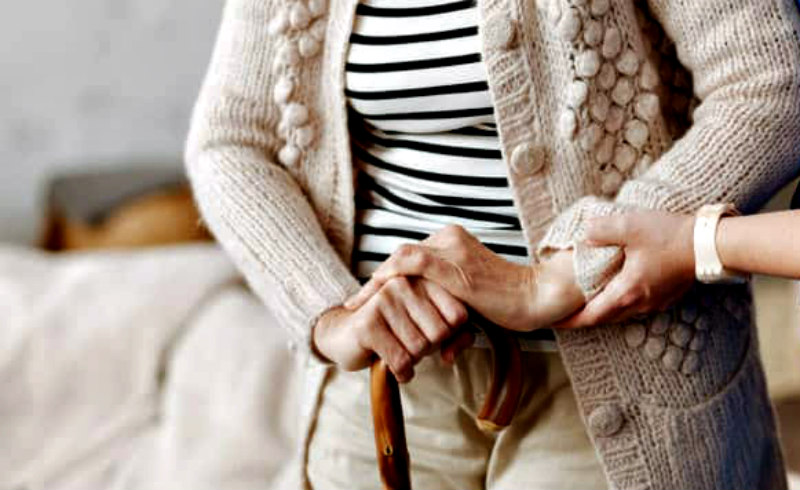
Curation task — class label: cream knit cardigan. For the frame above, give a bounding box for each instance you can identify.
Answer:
[185,0,800,488]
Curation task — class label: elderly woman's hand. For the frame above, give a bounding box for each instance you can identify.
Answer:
[556,211,696,328]
[312,277,472,383]
[343,224,585,333]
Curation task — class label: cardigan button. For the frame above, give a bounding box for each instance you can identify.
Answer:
[510,143,546,175]
[588,404,625,437]
[485,13,518,50]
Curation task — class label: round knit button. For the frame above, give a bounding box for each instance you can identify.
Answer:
[650,312,671,335]
[595,135,615,164]
[558,8,582,41]
[590,0,610,16]
[273,77,294,105]
[613,143,637,173]
[485,14,518,50]
[579,123,604,151]
[624,119,650,150]
[663,345,685,371]
[310,18,327,40]
[583,19,603,47]
[290,3,312,29]
[681,351,701,375]
[308,0,327,17]
[639,62,660,90]
[576,50,602,78]
[669,323,693,348]
[598,62,617,90]
[298,35,321,58]
[643,336,667,360]
[268,10,289,36]
[625,323,647,348]
[294,125,316,149]
[559,110,578,140]
[616,49,641,76]
[567,80,589,108]
[590,93,611,122]
[510,143,546,175]
[282,102,310,128]
[612,77,635,106]
[635,93,661,122]
[588,404,625,437]
[600,167,623,195]
[602,27,622,59]
[605,106,625,133]
[279,144,301,167]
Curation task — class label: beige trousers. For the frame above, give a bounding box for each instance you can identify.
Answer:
[307,349,607,490]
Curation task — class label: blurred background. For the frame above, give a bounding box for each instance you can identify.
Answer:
[0,0,222,244]
[0,0,798,487]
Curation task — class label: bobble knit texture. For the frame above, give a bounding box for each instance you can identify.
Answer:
[185,0,800,488]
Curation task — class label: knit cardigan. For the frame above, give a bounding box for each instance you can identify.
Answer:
[185,0,800,488]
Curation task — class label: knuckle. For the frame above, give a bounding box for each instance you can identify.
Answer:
[396,243,417,258]
[410,337,430,358]
[376,287,393,305]
[445,223,466,237]
[441,224,465,245]
[448,303,469,326]
[393,351,413,374]
[413,250,431,269]
[386,275,410,292]
[428,324,450,345]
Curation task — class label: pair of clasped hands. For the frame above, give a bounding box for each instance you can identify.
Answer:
[313,213,696,382]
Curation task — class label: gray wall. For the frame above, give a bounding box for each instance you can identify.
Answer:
[0,0,223,244]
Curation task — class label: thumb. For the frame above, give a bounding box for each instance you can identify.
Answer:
[584,215,628,247]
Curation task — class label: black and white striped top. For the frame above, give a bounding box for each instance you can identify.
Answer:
[345,0,556,350]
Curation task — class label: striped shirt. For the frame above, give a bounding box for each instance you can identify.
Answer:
[345,0,556,350]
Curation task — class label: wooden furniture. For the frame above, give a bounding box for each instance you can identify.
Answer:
[40,167,212,251]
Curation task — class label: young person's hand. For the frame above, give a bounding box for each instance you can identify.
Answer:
[312,277,471,383]
[556,211,696,328]
[343,225,585,333]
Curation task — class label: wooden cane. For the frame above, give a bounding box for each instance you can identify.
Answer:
[369,318,523,490]
[370,358,412,490]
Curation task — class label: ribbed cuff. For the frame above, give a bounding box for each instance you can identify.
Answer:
[536,196,628,300]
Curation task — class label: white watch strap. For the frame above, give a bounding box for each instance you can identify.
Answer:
[693,203,749,284]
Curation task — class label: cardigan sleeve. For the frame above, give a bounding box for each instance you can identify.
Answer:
[184,0,361,351]
[537,0,800,299]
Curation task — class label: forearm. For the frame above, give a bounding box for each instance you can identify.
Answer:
[186,0,361,344]
[538,0,800,300]
[716,211,800,279]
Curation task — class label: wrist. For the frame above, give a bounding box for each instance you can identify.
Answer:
[523,253,583,329]
[692,204,749,284]
[679,213,697,279]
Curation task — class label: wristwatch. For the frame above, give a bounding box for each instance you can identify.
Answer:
[693,203,750,284]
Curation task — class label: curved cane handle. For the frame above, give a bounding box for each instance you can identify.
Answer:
[370,358,412,490]
[369,320,523,489]
[475,325,523,432]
